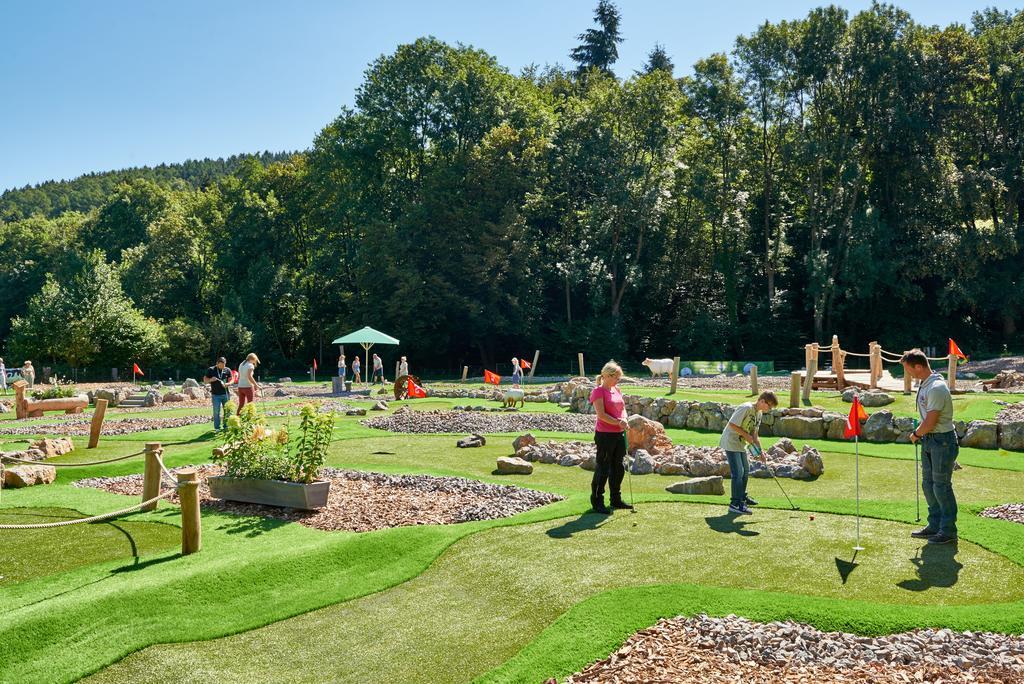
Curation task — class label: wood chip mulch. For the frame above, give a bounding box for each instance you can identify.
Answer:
[74,465,562,532]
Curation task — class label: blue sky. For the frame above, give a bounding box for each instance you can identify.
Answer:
[0,1,989,192]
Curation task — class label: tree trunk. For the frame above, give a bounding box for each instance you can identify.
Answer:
[564,274,572,324]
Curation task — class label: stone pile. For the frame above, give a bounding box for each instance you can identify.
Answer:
[0,415,210,436]
[1,437,75,465]
[988,369,1024,390]
[996,402,1024,423]
[426,386,560,403]
[981,503,1024,526]
[563,614,1024,683]
[362,408,597,435]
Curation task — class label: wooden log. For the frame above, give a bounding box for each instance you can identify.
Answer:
[750,365,759,396]
[578,353,585,378]
[832,335,844,390]
[12,380,27,420]
[529,350,540,379]
[88,398,108,449]
[177,468,201,555]
[802,358,817,404]
[789,371,801,409]
[461,366,468,383]
[869,342,879,389]
[948,354,958,392]
[669,356,680,395]
[904,368,912,394]
[141,443,162,512]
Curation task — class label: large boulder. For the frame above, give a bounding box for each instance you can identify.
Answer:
[30,438,73,458]
[182,378,201,390]
[799,445,824,477]
[999,422,1024,452]
[775,416,826,440]
[665,476,725,496]
[182,386,207,401]
[94,387,129,407]
[3,464,56,487]
[626,415,674,455]
[961,421,998,450]
[512,433,537,451]
[629,448,656,475]
[162,392,187,403]
[860,391,894,407]
[496,456,533,475]
[863,410,899,443]
[457,434,486,448]
[143,390,162,407]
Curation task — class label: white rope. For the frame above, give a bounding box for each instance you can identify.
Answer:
[0,487,179,530]
[0,450,146,468]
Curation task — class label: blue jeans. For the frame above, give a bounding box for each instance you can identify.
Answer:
[921,430,959,535]
[212,393,229,430]
[726,450,749,508]
[338,368,346,378]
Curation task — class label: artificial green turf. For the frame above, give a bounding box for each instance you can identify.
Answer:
[4,394,1024,683]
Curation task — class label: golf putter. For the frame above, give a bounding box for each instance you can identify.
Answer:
[749,444,799,511]
[913,418,921,522]
[623,431,636,516]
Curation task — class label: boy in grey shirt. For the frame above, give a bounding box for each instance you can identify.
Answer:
[902,348,958,544]
[720,391,778,515]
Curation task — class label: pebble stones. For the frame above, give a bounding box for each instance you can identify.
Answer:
[981,503,1024,526]
[363,410,596,435]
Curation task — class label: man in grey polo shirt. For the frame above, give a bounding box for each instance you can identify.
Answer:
[902,348,958,545]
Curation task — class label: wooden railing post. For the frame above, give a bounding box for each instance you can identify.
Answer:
[750,365,759,396]
[88,398,108,449]
[802,356,817,404]
[578,353,586,378]
[869,342,879,389]
[831,335,844,390]
[177,468,201,555]
[790,371,801,409]
[669,356,680,395]
[142,442,162,512]
[948,353,958,392]
[461,366,468,383]
[529,350,540,379]
[904,368,912,394]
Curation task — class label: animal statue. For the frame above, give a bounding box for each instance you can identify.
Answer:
[502,388,525,409]
[641,358,675,378]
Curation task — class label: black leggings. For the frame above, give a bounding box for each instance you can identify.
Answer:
[592,431,626,502]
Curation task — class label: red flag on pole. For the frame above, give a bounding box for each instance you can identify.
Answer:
[132,363,144,377]
[520,359,532,369]
[407,378,426,398]
[313,358,318,371]
[484,370,501,385]
[949,338,967,360]
[231,369,239,384]
[844,395,868,439]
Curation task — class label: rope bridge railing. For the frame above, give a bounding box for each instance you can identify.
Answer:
[0,442,202,554]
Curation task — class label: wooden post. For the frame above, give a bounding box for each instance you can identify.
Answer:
[903,367,912,394]
[141,442,162,512]
[789,371,801,408]
[461,366,469,383]
[750,365,759,396]
[12,380,27,419]
[802,357,817,404]
[869,342,879,389]
[831,335,844,390]
[528,350,540,379]
[88,398,108,449]
[669,356,680,395]
[177,468,201,555]
[578,353,585,378]
[948,353,958,392]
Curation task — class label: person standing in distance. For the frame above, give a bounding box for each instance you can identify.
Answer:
[372,353,384,385]
[338,354,346,382]
[588,360,632,514]
[398,356,409,378]
[511,357,523,387]
[352,356,361,385]
[203,357,232,430]
[903,348,959,545]
[236,353,261,413]
[0,357,7,395]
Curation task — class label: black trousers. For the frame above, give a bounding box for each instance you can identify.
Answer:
[592,431,626,502]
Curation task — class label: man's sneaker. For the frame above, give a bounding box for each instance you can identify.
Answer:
[928,533,958,545]
[910,527,938,539]
[744,496,759,506]
[728,504,753,516]
[590,496,611,514]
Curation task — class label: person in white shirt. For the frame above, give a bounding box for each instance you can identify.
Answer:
[236,353,261,413]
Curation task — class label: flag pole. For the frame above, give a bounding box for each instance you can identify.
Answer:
[854,433,864,551]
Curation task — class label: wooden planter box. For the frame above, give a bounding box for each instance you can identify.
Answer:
[207,476,330,510]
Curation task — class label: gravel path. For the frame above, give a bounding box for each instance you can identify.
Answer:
[997,403,1024,422]
[562,614,1024,683]
[75,465,562,532]
[363,408,596,434]
[0,415,211,436]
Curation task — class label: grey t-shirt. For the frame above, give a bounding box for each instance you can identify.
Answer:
[720,402,758,452]
[916,372,954,434]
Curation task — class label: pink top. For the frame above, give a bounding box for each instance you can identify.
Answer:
[590,385,625,433]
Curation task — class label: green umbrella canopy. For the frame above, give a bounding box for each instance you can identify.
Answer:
[331,327,400,381]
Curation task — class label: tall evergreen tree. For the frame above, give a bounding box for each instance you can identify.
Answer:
[570,0,624,75]
[641,43,674,75]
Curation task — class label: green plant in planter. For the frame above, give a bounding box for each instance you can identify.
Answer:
[31,384,77,400]
[291,404,334,484]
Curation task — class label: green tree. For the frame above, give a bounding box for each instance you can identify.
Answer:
[571,0,624,75]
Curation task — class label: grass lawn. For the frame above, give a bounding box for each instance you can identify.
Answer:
[3,387,1024,683]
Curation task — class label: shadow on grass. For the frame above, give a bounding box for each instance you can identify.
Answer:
[546,512,609,539]
[704,514,760,537]
[897,543,963,591]
[214,514,290,538]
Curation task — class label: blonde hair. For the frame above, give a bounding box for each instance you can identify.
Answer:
[246,353,260,365]
[597,360,623,384]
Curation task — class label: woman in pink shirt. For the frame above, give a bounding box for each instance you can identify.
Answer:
[589,360,632,514]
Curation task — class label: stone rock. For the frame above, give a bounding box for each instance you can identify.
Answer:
[345,408,367,417]
[799,445,824,477]
[656,462,689,476]
[512,433,537,451]
[182,378,200,389]
[279,377,292,383]
[94,387,129,407]
[143,390,162,407]
[184,386,209,401]
[162,392,186,403]
[457,434,486,448]
[0,402,9,413]
[496,456,533,475]
[863,410,899,443]
[860,391,894,407]
[774,438,797,454]
[371,401,388,411]
[842,387,858,402]
[998,422,1024,452]
[961,421,998,450]
[274,388,289,397]
[894,416,916,443]
[629,448,656,475]
[30,438,73,458]
[3,464,56,487]
[627,415,675,455]
[666,402,689,429]
[826,417,847,440]
[665,476,725,496]
[776,416,826,440]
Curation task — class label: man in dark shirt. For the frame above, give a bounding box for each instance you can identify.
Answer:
[204,357,232,430]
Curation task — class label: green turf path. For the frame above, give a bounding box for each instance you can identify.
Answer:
[2,391,1024,683]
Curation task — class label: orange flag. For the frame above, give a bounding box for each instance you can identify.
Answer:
[520,359,532,369]
[844,395,868,439]
[484,370,501,385]
[407,378,426,398]
[132,363,144,377]
[313,358,318,371]
[949,338,967,361]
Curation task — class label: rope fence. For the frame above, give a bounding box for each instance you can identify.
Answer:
[0,449,146,468]
[0,488,179,530]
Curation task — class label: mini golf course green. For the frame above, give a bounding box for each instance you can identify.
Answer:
[1,386,1024,683]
